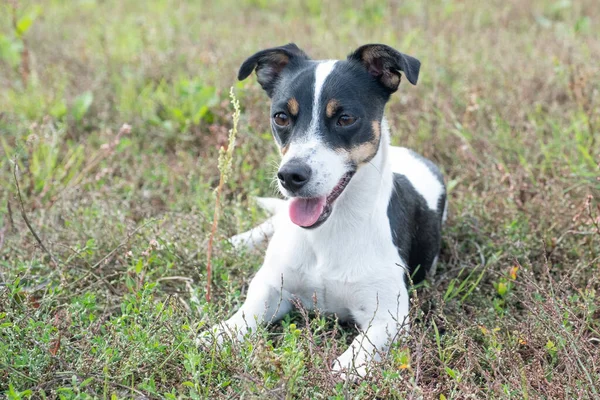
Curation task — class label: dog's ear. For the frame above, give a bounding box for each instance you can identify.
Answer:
[238,43,310,97]
[348,44,420,92]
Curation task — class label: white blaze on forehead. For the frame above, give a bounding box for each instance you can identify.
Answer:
[278,60,346,199]
[281,60,337,161]
[389,147,444,211]
[309,60,337,137]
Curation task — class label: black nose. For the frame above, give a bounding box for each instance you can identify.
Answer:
[277,160,312,193]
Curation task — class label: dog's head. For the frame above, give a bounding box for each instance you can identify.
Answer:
[238,44,420,229]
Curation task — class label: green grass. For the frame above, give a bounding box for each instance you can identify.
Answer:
[1,0,599,398]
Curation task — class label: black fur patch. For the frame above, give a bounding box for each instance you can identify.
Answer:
[387,171,445,285]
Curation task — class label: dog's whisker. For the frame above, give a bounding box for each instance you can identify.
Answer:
[367,159,382,176]
[268,159,280,170]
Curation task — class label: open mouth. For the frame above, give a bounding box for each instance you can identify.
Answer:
[288,171,355,229]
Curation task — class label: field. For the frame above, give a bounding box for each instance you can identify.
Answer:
[1,0,599,398]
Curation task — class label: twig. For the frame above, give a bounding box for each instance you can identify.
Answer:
[156,276,194,282]
[0,226,6,285]
[234,373,286,400]
[586,195,600,237]
[54,243,118,295]
[0,226,5,252]
[90,218,156,270]
[206,88,240,302]
[1,361,37,383]
[13,161,60,268]
[44,372,156,399]
[205,177,223,303]
[7,199,15,231]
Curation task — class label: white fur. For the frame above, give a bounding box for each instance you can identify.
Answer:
[389,146,444,211]
[309,60,337,136]
[255,197,286,215]
[279,138,348,198]
[442,197,449,223]
[228,218,275,251]
[228,198,285,251]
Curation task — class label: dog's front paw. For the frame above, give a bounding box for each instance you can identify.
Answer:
[196,324,233,349]
[332,355,369,381]
[228,233,249,250]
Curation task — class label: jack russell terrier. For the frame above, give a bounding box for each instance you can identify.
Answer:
[202,43,447,379]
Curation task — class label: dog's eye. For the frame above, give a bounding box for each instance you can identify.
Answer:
[273,112,290,127]
[337,114,357,127]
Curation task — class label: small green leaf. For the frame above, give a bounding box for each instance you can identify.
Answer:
[16,15,35,37]
[444,279,456,300]
[546,340,557,353]
[496,281,508,297]
[72,91,94,122]
[85,239,95,249]
[81,377,94,387]
[135,258,144,274]
[0,34,23,67]
[14,5,41,37]
[445,366,457,379]
[50,100,68,119]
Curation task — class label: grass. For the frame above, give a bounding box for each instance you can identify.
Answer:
[1,0,599,398]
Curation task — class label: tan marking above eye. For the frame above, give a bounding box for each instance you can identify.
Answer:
[287,98,299,116]
[326,99,339,118]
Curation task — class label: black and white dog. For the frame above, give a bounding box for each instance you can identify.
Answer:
[206,43,447,378]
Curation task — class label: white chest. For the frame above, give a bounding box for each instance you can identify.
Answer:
[279,229,404,319]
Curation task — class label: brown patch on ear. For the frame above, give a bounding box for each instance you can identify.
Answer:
[348,120,382,167]
[287,98,299,116]
[326,99,339,118]
[281,144,290,156]
[381,73,400,91]
[357,47,401,91]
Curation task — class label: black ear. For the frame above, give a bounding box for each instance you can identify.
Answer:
[238,43,310,97]
[347,44,420,91]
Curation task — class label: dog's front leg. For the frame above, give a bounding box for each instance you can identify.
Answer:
[204,268,293,344]
[332,290,410,379]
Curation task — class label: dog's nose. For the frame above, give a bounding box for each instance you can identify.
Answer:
[277,160,312,192]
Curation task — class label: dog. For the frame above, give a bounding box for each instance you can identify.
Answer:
[203,43,447,379]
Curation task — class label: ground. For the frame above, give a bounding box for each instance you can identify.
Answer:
[0,0,599,398]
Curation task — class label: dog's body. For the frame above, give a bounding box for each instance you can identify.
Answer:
[207,44,446,378]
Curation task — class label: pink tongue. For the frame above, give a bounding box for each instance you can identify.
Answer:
[289,197,326,227]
